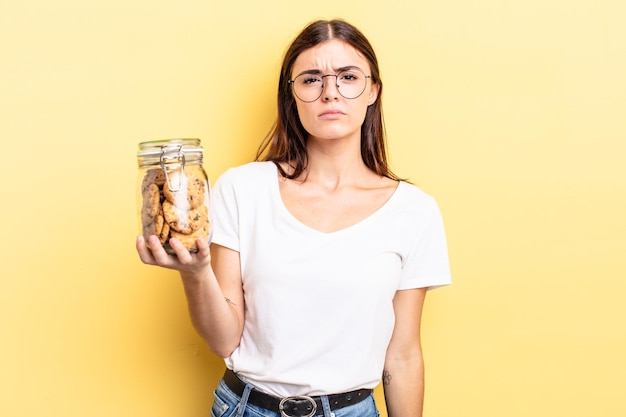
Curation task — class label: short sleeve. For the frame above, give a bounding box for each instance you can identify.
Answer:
[399,199,452,290]
[210,169,241,252]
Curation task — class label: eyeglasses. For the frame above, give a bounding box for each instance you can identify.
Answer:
[289,69,371,102]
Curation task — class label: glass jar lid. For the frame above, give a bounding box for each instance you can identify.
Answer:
[137,138,203,167]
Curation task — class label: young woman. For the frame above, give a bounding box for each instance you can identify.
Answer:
[137,19,451,417]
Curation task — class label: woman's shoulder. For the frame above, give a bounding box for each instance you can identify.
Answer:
[216,161,276,184]
[387,180,443,221]
[383,182,445,235]
[396,180,437,206]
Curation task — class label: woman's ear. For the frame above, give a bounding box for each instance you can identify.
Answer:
[367,83,380,105]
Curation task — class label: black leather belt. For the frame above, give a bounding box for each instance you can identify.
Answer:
[222,369,372,417]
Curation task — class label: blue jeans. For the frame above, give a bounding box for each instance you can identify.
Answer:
[211,378,380,417]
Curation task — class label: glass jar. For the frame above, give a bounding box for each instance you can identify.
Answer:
[137,138,211,254]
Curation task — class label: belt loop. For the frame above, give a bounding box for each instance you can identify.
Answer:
[235,382,254,417]
[320,395,333,417]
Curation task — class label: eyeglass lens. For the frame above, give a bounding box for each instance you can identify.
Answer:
[291,70,368,102]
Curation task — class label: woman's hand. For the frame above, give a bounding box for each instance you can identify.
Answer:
[136,235,212,276]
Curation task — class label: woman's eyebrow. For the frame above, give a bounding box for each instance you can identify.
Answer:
[335,65,362,72]
[293,69,322,79]
[294,65,363,77]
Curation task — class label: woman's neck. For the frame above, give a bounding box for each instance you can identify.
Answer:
[298,136,375,189]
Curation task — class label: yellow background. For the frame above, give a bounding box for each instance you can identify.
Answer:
[1,1,625,416]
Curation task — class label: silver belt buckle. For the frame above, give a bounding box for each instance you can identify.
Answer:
[279,395,317,417]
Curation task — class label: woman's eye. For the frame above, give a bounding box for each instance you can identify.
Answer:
[340,72,359,82]
[302,76,321,85]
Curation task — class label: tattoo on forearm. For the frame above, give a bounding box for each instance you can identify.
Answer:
[225,297,237,306]
[383,369,392,385]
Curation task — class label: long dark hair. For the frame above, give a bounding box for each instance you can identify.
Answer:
[256,19,400,181]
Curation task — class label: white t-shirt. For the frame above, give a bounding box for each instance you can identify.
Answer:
[211,161,451,397]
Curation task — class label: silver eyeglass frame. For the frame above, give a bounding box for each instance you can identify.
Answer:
[288,69,371,102]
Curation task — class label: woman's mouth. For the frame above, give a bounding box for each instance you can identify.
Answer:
[319,109,345,119]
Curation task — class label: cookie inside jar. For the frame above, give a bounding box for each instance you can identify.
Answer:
[140,166,211,254]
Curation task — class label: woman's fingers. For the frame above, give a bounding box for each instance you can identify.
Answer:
[137,234,176,267]
[168,238,194,264]
[196,237,211,257]
[146,235,177,266]
[136,235,157,265]
[136,235,211,271]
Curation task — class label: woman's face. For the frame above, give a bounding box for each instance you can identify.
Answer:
[290,39,379,143]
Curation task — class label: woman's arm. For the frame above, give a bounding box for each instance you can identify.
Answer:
[383,287,428,417]
[137,235,244,357]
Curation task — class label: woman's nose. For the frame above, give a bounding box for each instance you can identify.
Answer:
[321,75,340,100]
